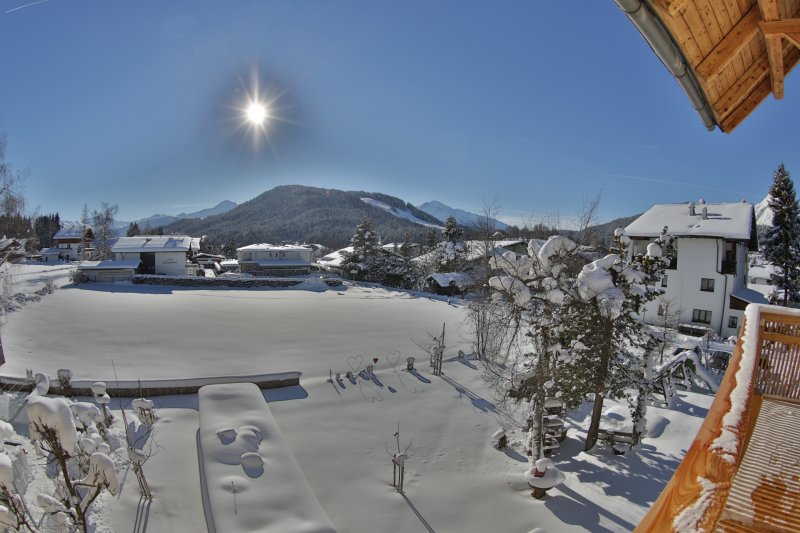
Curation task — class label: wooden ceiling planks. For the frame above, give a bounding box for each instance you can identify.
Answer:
[639,0,800,131]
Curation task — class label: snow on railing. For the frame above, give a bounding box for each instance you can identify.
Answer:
[635,304,800,532]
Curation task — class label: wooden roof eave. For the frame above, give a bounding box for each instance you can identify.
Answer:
[617,0,719,130]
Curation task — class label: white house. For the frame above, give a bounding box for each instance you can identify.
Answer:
[236,244,313,276]
[112,235,197,276]
[624,201,767,338]
[49,225,95,261]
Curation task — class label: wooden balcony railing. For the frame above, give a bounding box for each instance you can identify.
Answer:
[635,305,800,532]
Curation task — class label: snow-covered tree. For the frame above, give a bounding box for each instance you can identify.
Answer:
[91,203,119,260]
[342,217,380,280]
[343,218,419,288]
[558,229,671,450]
[763,164,800,306]
[480,229,670,457]
[436,216,467,273]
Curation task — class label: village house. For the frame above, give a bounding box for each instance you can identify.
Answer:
[111,235,197,276]
[43,225,95,261]
[624,201,766,338]
[236,244,313,276]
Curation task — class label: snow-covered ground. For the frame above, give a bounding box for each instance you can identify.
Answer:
[0,264,715,532]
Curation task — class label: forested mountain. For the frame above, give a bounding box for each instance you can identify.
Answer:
[164,185,443,249]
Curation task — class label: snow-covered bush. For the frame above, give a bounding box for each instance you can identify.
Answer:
[26,395,119,532]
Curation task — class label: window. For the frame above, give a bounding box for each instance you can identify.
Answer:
[657,302,665,316]
[661,275,668,288]
[700,278,715,292]
[692,309,712,324]
[728,316,738,329]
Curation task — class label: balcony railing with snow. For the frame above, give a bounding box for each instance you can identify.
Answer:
[635,304,800,532]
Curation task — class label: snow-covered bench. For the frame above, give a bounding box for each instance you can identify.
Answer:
[198,383,335,533]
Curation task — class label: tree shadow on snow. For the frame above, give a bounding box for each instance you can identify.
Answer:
[554,435,681,508]
[545,483,634,532]
[439,375,496,413]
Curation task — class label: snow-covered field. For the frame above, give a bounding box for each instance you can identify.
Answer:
[0,264,714,532]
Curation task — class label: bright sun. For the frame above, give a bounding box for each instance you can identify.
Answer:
[245,101,268,126]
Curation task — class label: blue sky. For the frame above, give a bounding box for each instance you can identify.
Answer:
[1,0,798,226]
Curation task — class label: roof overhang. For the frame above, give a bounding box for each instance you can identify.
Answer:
[616,0,800,132]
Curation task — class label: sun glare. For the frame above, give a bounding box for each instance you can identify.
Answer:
[245,101,268,126]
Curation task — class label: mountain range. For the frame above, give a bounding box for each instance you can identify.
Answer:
[164,185,444,248]
[115,200,238,232]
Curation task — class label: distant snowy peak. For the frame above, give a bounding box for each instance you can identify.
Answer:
[755,194,773,226]
[360,198,441,228]
[417,201,509,231]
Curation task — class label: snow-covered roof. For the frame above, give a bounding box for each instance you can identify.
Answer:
[111,235,195,253]
[39,247,62,255]
[317,247,353,269]
[220,259,239,266]
[53,225,92,240]
[237,243,312,252]
[625,202,754,240]
[0,238,21,250]
[730,286,770,305]
[427,272,473,288]
[78,259,141,270]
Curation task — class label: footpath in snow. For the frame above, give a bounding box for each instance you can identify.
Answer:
[198,383,336,533]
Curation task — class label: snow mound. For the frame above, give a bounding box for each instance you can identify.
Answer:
[198,383,335,533]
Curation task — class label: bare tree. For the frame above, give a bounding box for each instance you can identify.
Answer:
[653,296,681,365]
[91,203,118,260]
[574,189,603,246]
[0,134,27,221]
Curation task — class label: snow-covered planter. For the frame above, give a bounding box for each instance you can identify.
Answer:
[525,458,565,499]
[491,428,507,450]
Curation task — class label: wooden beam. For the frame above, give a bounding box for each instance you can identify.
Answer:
[759,19,800,35]
[765,34,785,98]
[652,0,691,17]
[720,46,800,132]
[787,32,800,48]
[696,4,762,81]
[713,56,770,120]
[757,0,780,21]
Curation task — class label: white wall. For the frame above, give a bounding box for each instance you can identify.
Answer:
[155,251,189,276]
[640,237,747,337]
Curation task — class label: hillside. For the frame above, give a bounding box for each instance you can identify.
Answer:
[418,200,509,230]
[164,185,442,248]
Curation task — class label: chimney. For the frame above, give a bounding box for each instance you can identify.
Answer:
[688,202,696,216]
[701,206,708,220]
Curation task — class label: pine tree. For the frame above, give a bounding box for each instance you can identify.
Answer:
[343,217,380,280]
[436,216,467,273]
[763,164,800,306]
[126,222,141,237]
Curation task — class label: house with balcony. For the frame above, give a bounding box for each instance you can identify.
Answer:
[624,201,766,338]
[49,225,95,261]
[236,244,313,276]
